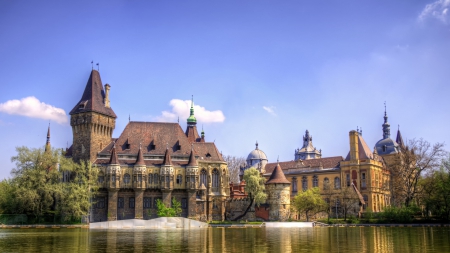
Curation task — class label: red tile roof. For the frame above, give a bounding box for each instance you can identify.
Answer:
[109,145,119,165]
[162,148,173,166]
[264,156,343,174]
[135,145,145,166]
[266,163,290,184]
[69,70,117,118]
[187,148,198,167]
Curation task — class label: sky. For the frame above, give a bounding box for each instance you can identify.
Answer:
[0,0,449,179]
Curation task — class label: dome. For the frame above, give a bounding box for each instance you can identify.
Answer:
[247,148,268,161]
[375,138,399,155]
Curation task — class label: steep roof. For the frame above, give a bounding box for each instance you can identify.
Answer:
[266,163,290,184]
[109,145,119,165]
[135,145,145,166]
[396,129,405,149]
[162,147,173,166]
[187,147,198,167]
[69,70,116,118]
[345,134,376,161]
[265,156,343,174]
[185,125,201,143]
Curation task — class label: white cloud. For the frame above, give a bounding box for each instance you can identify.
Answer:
[156,99,225,123]
[0,96,68,124]
[263,106,276,116]
[418,0,450,24]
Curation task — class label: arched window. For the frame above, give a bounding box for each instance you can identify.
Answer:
[302,176,308,191]
[148,174,153,184]
[176,174,182,185]
[312,175,318,187]
[200,169,207,187]
[212,169,219,188]
[124,173,131,184]
[292,177,297,193]
[98,172,104,183]
[323,177,330,190]
[334,177,340,189]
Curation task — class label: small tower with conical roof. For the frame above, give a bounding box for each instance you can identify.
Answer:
[266,162,291,221]
[106,144,121,221]
[186,146,199,218]
[160,147,174,206]
[133,143,146,219]
[45,124,51,152]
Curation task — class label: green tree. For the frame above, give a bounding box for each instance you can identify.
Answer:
[156,198,182,217]
[231,167,267,221]
[292,187,326,222]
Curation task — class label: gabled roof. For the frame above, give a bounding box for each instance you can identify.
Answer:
[135,145,145,166]
[345,134,375,161]
[187,147,198,167]
[185,125,201,143]
[69,70,116,118]
[266,163,290,184]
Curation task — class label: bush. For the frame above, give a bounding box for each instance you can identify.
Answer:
[381,206,419,223]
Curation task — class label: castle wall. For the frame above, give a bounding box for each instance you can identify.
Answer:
[266,183,290,221]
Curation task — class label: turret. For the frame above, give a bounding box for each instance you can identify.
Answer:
[185,96,200,143]
[45,124,51,152]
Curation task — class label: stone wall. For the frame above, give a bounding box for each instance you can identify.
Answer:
[266,183,290,221]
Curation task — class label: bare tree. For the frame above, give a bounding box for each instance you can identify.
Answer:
[336,185,360,221]
[390,138,446,207]
[223,155,246,184]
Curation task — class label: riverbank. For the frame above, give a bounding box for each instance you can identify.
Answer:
[0,224,89,228]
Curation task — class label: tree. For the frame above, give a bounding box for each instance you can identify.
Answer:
[337,185,360,221]
[231,167,267,221]
[155,198,182,217]
[292,187,326,222]
[322,180,339,222]
[223,155,246,184]
[390,139,446,207]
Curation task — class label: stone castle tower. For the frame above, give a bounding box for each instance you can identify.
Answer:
[69,70,117,162]
[265,162,291,221]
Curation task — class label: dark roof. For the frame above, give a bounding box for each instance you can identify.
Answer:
[109,145,119,165]
[185,125,201,143]
[265,156,343,174]
[266,163,290,184]
[162,148,173,166]
[187,148,198,167]
[69,70,117,118]
[135,145,145,166]
[396,129,405,149]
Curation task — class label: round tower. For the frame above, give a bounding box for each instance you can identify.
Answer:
[265,162,291,221]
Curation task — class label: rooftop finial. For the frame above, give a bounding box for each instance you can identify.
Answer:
[187,95,197,125]
[277,155,279,163]
[96,62,99,71]
[382,102,391,139]
[91,60,93,70]
[255,141,259,150]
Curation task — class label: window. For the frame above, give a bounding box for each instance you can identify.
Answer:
[98,175,104,183]
[323,178,330,190]
[166,176,170,183]
[334,177,340,189]
[212,169,219,188]
[149,174,153,184]
[96,197,105,209]
[112,175,116,182]
[200,169,207,187]
[361,173,366,188]
[363,195,369,210]
[138,175,142,182]
[144,197,152,208]
[346,173,350,187]
[383,145,387,152]
[302,176,308,191]
[176,174,182,185]
[181,198,187,209]
[292,177,297,193]
[129,197,135,208]
[118,197,124,208]
[124,174,131,184]
[313,176,318,187]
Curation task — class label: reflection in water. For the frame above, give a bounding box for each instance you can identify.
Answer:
[0,227,449,252]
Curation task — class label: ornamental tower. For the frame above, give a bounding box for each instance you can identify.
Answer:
[69,70,117,162]
[185,96,201,143]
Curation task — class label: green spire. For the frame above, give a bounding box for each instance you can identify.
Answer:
[187,95,197,125]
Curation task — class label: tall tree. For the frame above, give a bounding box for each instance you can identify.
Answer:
[223,155,246,184]
[231,167,267,221]
[336,185,360,221]
[292,187,326,222]
[390,139,445,207]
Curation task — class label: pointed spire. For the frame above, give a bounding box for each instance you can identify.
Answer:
[382,102,391,139]
[109,143,119,165]
[45,123,51,152]
[200,126,205,142]
[187,145,198,167]
[135,143,145,166]
[396,125,405,149]
[187,95,197,125]
[162,147,173,166]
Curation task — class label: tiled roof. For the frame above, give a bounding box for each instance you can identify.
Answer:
[266,163,290,184]
[135,145,145,166]
[69,70,117,118]
[95,121,223,165]
[109,145,119,165]
[187,148,198,167]
[162,148,173,166]
[264,156,343,174]
[185,125,201,143]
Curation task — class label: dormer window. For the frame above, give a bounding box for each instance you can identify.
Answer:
[383,145,387,152]
[78,100,88,110]
[206,153,211,158]
[149,144,155,150]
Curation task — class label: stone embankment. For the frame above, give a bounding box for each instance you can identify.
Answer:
[1,225,88,229]
[312,222,450,228]
[90,217,208,229]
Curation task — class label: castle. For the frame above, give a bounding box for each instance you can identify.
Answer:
[66,70,230,222]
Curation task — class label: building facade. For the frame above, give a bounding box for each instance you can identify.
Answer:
[67,70,230,222]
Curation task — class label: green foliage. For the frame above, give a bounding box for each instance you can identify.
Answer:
[156,198,182,217]
[292,187,326,221]
[243,167,267,207]
[381,206,419,223]
[0,146,98,223]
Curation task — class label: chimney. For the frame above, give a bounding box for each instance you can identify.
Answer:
[104,84,111,108]
[349,130,359,161]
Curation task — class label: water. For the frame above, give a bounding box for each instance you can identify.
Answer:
[0,227,449,252]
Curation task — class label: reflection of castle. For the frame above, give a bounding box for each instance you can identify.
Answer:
[66,70,229,222]
[240,107,404,216]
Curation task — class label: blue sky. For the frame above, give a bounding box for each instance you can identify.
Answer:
[0,0,449,179]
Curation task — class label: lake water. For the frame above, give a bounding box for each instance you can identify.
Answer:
[0,226,449,252]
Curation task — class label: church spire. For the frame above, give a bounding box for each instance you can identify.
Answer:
[382,102,391,139]
[396,125,405,149]
[45,123,51,152]
[187,95,197,126]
